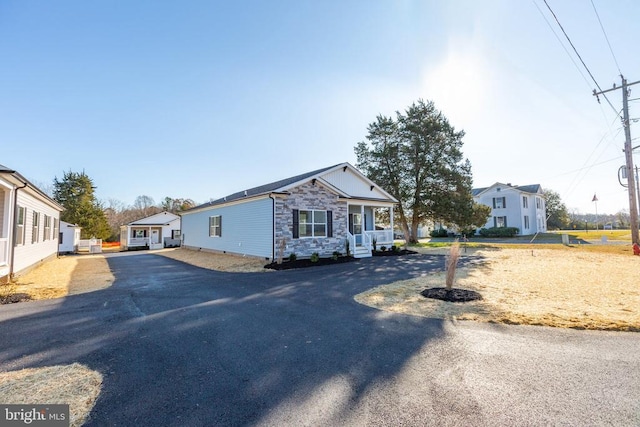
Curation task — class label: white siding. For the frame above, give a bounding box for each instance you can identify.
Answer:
[13,189,60,274]
[474,185,547,235]
[322,168,390,199]
[181,197,274,258]
[59,221,80,253]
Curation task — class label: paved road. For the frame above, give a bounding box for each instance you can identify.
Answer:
[0,253,638,426]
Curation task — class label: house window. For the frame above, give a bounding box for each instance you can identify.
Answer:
[15,206,25,246]
[209,216,221,237]
[53,218,59,240]
[134,229,147,238]
[493,197,506,209]
[522,196,528,209]
[172,229,181,239]
[299,210,326,238]
[494,216,507,228]
[32,212,40,243]
[43,215,51,241]
[524,215,530,229]
[536,197,543,209]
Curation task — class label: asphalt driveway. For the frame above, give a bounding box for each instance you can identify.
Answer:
[0,253,638,426]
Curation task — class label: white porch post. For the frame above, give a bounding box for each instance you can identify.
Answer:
[360,205,365,231]
[372,208,376,229]
[390,206,394,240]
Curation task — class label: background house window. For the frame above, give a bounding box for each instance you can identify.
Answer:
[299,210,326,238]
[32,211,40,243]
[523,196,528,209]
[15,206,25,246]
[524,215,530,229]
[43,215,51,241]
[134,229,147,238]
[172,229,181,239]
[536,197,543,209]
[209,216,221,237]
[53,218,59,240]
[494,216,507,228]
[493,197,506,209]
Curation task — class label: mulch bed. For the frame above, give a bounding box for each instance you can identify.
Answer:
[0,292,32,304]
[420,287,483,303]
[372,249,418,256]
[264,256,356,270]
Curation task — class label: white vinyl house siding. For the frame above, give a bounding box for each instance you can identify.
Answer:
[181,197,274,258]
[12,189,60,275]
[322,168,391,199]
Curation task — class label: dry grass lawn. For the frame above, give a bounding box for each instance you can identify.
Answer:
[356,247,640,331]
[0,363,102,427]
[154,247,269,272]
[1,255,115,301]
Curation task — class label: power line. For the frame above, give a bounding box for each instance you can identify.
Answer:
[542,0,619,117]
[590,0,622,75]
[532,0,592,90]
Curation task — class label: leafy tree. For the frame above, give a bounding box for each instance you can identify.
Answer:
[544,189,569,229]
[161,197,196,213]
[355,99,474,243]
[53,170,110,239]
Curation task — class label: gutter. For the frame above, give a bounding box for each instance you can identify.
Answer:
[9,180,28,279]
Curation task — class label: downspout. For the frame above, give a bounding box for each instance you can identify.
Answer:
[269,194,276,261]
[9,180,28,280]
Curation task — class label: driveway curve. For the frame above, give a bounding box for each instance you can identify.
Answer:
[0,253,638,426]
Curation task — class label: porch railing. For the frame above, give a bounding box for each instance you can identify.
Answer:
[364,229,394,245]
[129,237,149,246]
[346,232,356,256]
[78,239,102,253]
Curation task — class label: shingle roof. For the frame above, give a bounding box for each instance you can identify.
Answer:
[472,183,542,196]
[0,164,16,173]
[188,164,341,211]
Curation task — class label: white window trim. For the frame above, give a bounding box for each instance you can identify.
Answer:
[209,215,221,237]
[298,209,327,238]
[15,206,25,246]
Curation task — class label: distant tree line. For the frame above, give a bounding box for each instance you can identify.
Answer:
[52,170,196,242]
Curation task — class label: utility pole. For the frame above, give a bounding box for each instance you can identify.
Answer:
[594,76,640,245]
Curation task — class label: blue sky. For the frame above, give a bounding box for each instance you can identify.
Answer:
[1,0,639,215]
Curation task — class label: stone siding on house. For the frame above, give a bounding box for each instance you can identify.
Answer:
[274,182,348,259]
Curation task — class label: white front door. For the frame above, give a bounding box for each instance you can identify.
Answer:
[151,230,159,244]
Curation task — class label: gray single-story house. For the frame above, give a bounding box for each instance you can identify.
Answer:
[180,162,398,260]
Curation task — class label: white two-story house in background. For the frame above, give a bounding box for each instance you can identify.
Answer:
[472,183,547,235]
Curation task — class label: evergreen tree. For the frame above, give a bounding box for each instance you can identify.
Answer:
[355,99,474,243]
[53,170,110,239]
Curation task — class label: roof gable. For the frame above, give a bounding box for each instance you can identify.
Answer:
[129,211,181,225]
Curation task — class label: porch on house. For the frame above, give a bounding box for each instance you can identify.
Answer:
[121,226,164,251]
[346,204,394,258]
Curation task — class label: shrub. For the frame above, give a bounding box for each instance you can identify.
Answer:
[380,245,387,252]
[332,251,342,261]
[372,236,377,252]
[478,227,519,238]
[430,228,449,238]
[391,245,399,253]
[345,239,351,257]
[288,253,297,262]
[310,252,320,263]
